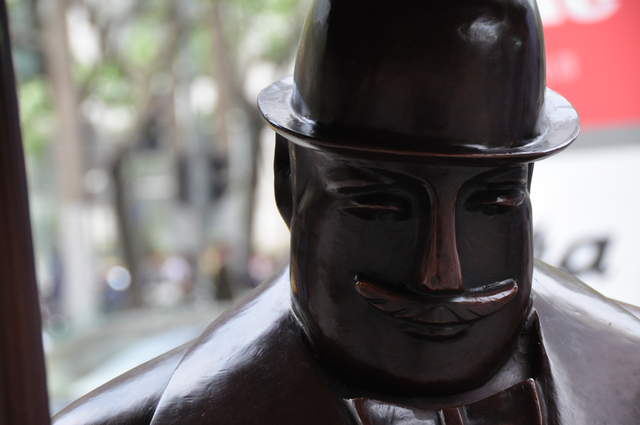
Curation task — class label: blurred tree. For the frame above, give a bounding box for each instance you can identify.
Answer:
[39,0,97,323]
[8,0,309,322]
[209,0,299,292]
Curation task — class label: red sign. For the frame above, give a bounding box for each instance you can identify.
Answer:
[541,0,640,127]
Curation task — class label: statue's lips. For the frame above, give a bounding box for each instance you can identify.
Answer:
[354,278,519,339]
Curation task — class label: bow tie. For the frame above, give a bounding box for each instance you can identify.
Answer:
[349,379,545,425]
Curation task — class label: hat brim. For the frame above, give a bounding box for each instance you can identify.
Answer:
[258,77,580,164]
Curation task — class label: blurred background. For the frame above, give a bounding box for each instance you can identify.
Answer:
[5,0,640,411]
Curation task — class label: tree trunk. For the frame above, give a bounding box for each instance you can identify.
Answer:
[110,146,145,307]
[39,0,99,324]
[210,1,262,291]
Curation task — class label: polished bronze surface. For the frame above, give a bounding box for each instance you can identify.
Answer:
[291,1,545,146]
[283,149,534,395]
[257,0,579,163]
[54,1,639,424]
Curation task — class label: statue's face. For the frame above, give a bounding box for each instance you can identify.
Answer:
[286,145,533,395]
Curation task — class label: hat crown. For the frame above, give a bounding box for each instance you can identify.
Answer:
[292,0,546,149]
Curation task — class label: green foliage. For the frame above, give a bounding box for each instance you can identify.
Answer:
[18,78,52,159]
[81,62,133,106]
[187,25,213,73]
[222,0,306,66]
[124,17,168,69]
[238,0,300,14]
[9,0,307,162]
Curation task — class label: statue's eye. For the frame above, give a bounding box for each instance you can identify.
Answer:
[465,188,526,215]
[340,193,411,221]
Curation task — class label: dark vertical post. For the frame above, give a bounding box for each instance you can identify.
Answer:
[0,0,52,423]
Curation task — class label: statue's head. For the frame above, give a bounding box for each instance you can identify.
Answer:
[259,0,579,395]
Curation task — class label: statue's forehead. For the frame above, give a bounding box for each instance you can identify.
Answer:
[303,150,528,189]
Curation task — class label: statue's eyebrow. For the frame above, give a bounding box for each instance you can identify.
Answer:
[325,166,430,197]
[327,181,393,195]
[324,167,397,195]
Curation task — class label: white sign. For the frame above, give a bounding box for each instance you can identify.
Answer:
[532,143,640,306]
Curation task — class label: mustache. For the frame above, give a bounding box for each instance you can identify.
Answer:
[354,277,519,324]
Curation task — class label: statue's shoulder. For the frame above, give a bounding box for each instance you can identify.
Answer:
[148,270,354,425]
[531,260,640,424]
[55,270,353,425]
[532,259,640,332]
[52,342,186,425]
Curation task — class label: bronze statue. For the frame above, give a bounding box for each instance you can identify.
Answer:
[54,1,640,424]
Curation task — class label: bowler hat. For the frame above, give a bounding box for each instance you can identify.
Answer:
[258,0,579,163]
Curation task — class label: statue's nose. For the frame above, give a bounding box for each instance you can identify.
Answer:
[418,196,463,294]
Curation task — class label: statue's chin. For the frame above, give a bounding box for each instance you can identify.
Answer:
[359,360,507,398]
[302,330,517,398]
[296,317,523,397]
